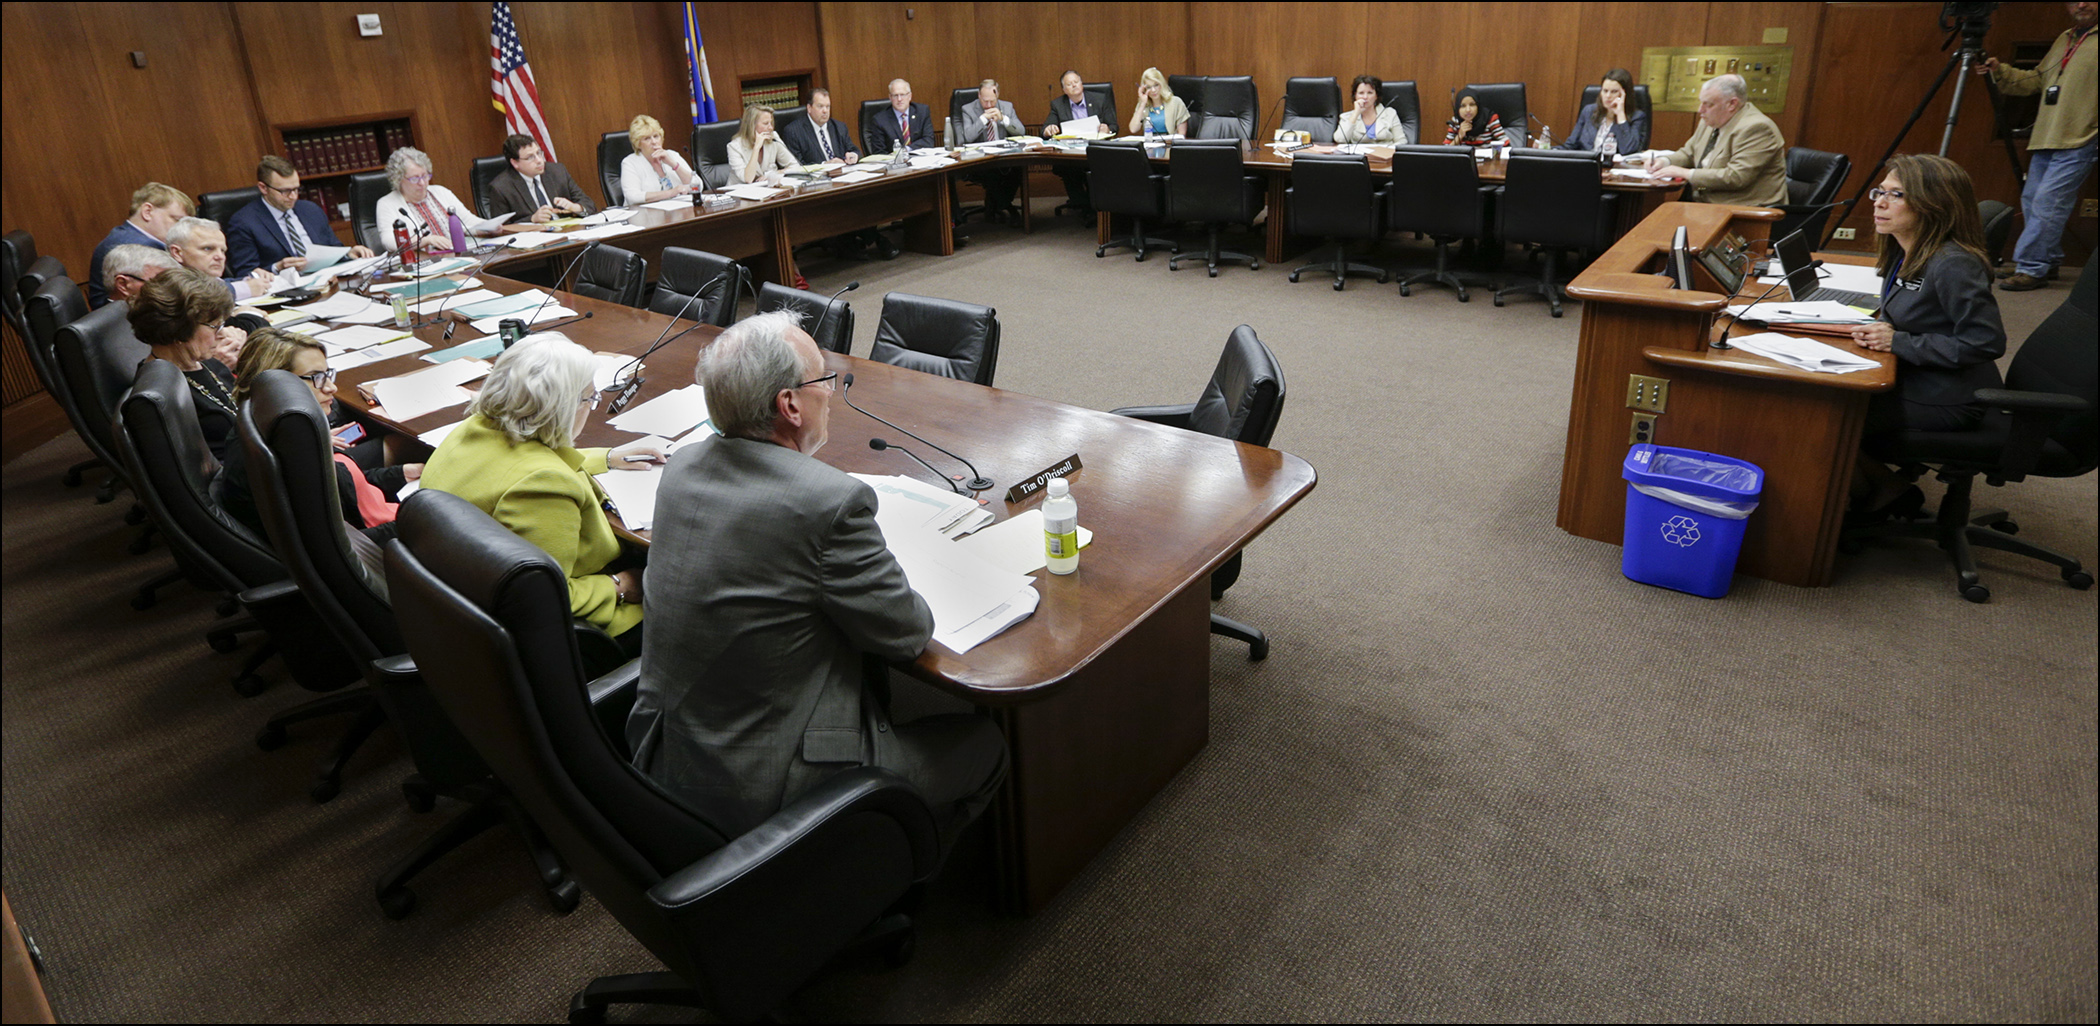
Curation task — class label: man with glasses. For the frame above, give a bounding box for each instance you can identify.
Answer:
[485,133,596,224]
[629,311,1007,858]
[1646,73,1787,208]
[226,155,374,277]
[101,243,178,305]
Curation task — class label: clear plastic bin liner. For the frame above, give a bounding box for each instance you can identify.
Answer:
[1647,452,1762,493]
[1628,482,1758,519]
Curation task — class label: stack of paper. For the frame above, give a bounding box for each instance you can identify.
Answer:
[569,222,643,241]
[329,336,431,371]
[853,474,993,539]
[502,231,565,249]
[722,184,788,202]
[454,290,551,319]
[314,324,412,352]
[606,384,710,437]
[1728,300,1876,324]
[592,352,641,392]
[906,154,956,169]
[952,509,1093,576]
[596,465,667,530]
[581,209,636,224]
[413,288,501,316]
[642,197,694,211]
[469,304,576,336]
[1726,332,1881,374]
[368,359,489,421]
[291,291,383,322]
[403,256,478,278]
[832,170,883,186]
[874,517,1037,655]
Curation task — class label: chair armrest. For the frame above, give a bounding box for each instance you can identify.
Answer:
[573,618,625,677]
[234,578,302,612]
[1110,402,1195,428]
[1973,388,2090,413]
[369,652,419,688]
[586,658,642,745]
[1974,387,2092,480]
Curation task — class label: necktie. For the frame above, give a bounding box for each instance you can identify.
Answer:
[531,177,550,210]
[817,123,832,160]
[899,110,909,144]
[282,211,305,256]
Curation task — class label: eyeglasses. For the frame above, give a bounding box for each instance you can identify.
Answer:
[579,392,602,410]
[296,368,338,388]
[261,183,301,197]
[404,173,433,185]
[1868,187,1907,202]
[795,372,839,393]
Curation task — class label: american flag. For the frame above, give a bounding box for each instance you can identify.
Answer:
[490,1,556,161]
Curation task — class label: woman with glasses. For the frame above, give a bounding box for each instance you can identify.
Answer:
[217,328,421,538]
[374,146,489,254]
[419,333,662,653]
[128,267,243,461]
[1846,153,2007,519]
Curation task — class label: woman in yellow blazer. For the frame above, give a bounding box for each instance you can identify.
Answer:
[420,333,662,655]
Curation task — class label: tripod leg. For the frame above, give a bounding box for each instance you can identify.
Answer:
[1826,50,1960,247]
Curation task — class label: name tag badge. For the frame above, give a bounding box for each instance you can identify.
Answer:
[1894,278,1923,292]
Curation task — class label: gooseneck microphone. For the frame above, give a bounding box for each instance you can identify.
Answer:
[521,240,603,331]
[841,372,995,492]
[870,438,963,494]
[808,280,860,349]
[603,270,734,416]
[1716,259,1819,351]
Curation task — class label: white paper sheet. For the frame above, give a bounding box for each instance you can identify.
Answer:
[593,352,641,392]
[879,523,1035,637]
[642,197,694,210]
[417,419,466,448]
[314,324,412,350]
[1058,115,1102,136]
[468,304,576,336]
[1730,300,1877,323]
[831,170,883,185]
[605,384,710,437]
[329,301,402,325]
[932,583,1038,655]
[291,291,382,322]
[595,465,666,530]
[581,209,636,224]
[453,290,550,319]
[951,510,1094,577]
[502,231,565,249]
[369,359,488,421]
[1726,332,1882,374]
[722,184,788,201]
[568,222,644,241]
[412,288,502,316]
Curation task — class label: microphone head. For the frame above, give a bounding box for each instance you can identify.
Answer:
[843,281,861,292]
[842,372,855,388]
[868,437,889,450]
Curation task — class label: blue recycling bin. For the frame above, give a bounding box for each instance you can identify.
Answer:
[1621,444,1764,598]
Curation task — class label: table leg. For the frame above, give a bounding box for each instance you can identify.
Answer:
[1019,169,1034,234]
[1097,210,1115,248]
[1264,174,1290,265]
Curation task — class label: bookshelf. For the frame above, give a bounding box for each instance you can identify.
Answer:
[272,111,419,232]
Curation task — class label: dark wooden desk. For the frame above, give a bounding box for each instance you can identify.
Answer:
[330,274,1318,912]
[1560,202,1895,587]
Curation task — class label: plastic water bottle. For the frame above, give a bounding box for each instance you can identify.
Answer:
[1043,477,1078,575]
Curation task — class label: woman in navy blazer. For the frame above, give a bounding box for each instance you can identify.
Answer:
[1556,69,1648,157]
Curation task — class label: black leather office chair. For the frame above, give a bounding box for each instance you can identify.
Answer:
[1494,148,1615,317]
[650,248,744,327]
[771,106,809,143]
[573,244,647,308]
[1089,141,1176,261]
[3,229,36,339]
[598,131,633,208]
[1978,200,2016,270]
[1282,77,1342,143]
[1378,81,1423,144]
[868,292,1000,386]
[194,188,253,229]
[1777,147,1852,248]
[1466,82,1532,144]
[1388,145,1488,301]
[116,360,383,801]
[1168,74,1206,132]
[16,254,66,321]
[945,87,1007,226]
[1195,76,1257,141]
[348,171,391,252]
[239,370,581,917]
[1287,154,1386,290]
[1167,140,1263,277]
[1110,325,1286,659]
[755,281,854,354]
[858,99,894,156]
[689,118,740,191]
[22,274,119,494]
[468,155,510,219]
[51,294,151,511]
[2068,246,2098,318]
[384,490,938,1023]
[1851,266,2098,603]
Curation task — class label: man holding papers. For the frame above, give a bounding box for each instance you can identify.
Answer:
[628,311,1006,852]
[485,134,596,224]
[226,155,373,277]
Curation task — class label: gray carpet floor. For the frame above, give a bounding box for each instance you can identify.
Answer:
[4,209,2094,1022]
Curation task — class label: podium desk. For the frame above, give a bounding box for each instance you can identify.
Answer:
[335,275,1319,913]
[1560,202,1895,588]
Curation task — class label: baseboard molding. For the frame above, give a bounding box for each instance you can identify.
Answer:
[2,391,70,466]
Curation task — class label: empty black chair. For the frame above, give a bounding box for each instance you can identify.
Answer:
[689,118,741,191]
[194,188,253,229]
[348,171,391,253]
[1378,81,1423,145]
[858,99,895,156]
[1167,140,1264,276]
[1466,82,1532,145]
[770,105,809,142]
[468,155,510,219]
[1494,148,1615,317]
[240,369,580,917]
[1979,200,2016,270]
[598,131,633,208]
[51,294,151,506]
[1389,145,1489,302]
[649,248,744,327]
[1194,76,1258,141]
[1110,325,1287,659]
[573,244,647,308]
[1089,141,1176,261]
[1777,147,1852,249]
[17,254,66,319]
[868,292,1000,386]
[1281,77,1342,143]
[755,280,854,354]
[1852,266,2098,602]
[3,229,36,338]
[1287,154,1387,290]
[384,490,937,1022]
[24,273,119,496]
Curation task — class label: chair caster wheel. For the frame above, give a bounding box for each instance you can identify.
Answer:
[548,877,583,915]
[207,630,240,653]
[64,468,84,487]
[233,674,268,698]
[379,886,416,920]
[1399,285,1411,297]
[1988,521,2018,535]
[255,725,288,750]
[1288,271,1300,283]
[309,777,341,804]
[1492,295,1505,307]
[2065,570,2093,590]
[1249,636,1270,661]
[1961,584,1990,604]
[1332,281,1344,291]
[1208,267,1219,278]
[124,505,147,526]
[1095,247,1107,258]
[1134,252,1146,262]
[402,777,437,813]
[126,533,154,555]
[885,925,918,968]
[1250,262,1262,271]
[131,591,157,611]
[1550,307,1564,318]
[1457,291,1470,302]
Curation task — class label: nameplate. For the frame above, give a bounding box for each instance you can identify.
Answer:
[1005,453,1083,504]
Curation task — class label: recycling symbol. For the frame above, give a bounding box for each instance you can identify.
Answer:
[1661,514,1702,548]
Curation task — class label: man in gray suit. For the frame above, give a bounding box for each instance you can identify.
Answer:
[628,311,1006,850]
[957,78,1028,222]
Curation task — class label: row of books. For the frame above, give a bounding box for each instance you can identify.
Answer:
[741,82,802,112]
[284,121,414,177]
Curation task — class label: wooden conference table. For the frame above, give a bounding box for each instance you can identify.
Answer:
[330,273,1318,912]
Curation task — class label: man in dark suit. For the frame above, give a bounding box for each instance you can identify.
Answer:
[224,156,373,278]
[864,78,935,156]
[628,311,1007,851]
[781,91,898,259]
[485,133,597,224]
[87,181,190,308]
[1044,70,1115,215]
[956,78,1029,222]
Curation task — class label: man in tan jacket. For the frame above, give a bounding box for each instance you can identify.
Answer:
[1981,0,2097,291]
[1649,74,1788,208]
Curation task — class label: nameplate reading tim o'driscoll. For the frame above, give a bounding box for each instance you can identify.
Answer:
[1005,453,1083,504]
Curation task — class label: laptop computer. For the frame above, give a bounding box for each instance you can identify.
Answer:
[1774,229,1880,308]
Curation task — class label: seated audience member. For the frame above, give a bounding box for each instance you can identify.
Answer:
[1646,73,1787,207]
[127,267,241,460]
[727,104,799,184]
[1128,67,1190,136]
[956,78,1027,222]
[1335,75,1408,145]
[865,78,936,155]
[1846,154,2007,519]
[1043,70,1113,215]
[418,333,661,657]
[101,244,179,306]
[626,311,1008,854]
[487,133,596,224]
[89,182,191,308]
[374,146,490,254]
[620,114,701,205]
[166,217,277,302]
[1558,68,1648,157]
[220,327,420,538]
[225,154,375,277]
[1443,88,1509,147]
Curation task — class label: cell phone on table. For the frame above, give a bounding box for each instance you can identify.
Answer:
[332,422,366,447]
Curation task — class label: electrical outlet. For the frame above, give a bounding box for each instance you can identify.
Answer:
[2083,198,2098,217]
[1832,227,1856,240]
[1630,412,1658,445]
